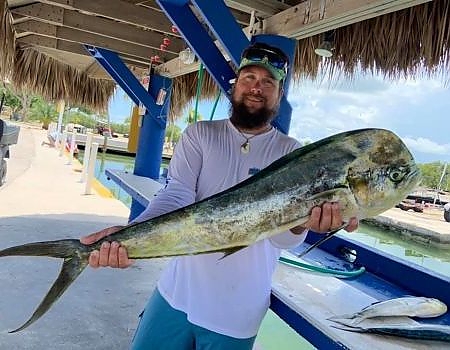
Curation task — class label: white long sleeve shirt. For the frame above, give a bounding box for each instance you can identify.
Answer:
[134,119,307,338]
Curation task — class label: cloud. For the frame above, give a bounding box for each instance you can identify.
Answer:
[287,71,449,163]
[403,137,450,156]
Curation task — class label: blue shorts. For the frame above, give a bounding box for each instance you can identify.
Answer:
[131,289,256,350]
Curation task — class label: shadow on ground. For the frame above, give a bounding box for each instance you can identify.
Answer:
[0,214,167,350]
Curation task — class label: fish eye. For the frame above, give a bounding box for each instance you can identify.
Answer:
[388,167,405,182]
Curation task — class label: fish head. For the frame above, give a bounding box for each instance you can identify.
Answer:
[345,129,421,219]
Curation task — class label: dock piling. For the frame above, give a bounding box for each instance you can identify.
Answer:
[84,142,99,195]
[80,132,94,183]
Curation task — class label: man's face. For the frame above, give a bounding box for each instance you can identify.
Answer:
[230,66,282,129]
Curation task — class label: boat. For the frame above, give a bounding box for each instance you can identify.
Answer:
[396,201,424,213]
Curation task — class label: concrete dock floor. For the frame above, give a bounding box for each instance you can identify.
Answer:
[0,125,167,349]
[369,206,449,245]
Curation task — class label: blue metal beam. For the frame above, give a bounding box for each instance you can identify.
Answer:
[85,45,165,128]
[156,0,236,97]
[86,46,139,106]
[191,0,249,67]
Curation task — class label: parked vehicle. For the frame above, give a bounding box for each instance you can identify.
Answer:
[444,202,450,222]
[0,119,20,186]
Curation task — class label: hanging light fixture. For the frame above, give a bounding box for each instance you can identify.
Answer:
[315,30,335,58]
[179,47,195,64]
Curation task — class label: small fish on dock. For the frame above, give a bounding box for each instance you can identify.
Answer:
[328,297,448,327]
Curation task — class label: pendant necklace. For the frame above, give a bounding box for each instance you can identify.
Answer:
[236,125,272,154]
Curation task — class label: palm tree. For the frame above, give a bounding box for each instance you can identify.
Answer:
[28,97,58,129]
[185,109,203,124]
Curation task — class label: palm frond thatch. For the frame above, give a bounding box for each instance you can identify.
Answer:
[169,69,218,121]
[2,0,450,118]
[326,0,450,79]
[13,48,115,112]
[0,0,15,81]
[174,0,450,113]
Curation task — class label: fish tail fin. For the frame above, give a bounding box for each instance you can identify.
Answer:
[0,239,86,259]
[0,239,89,332]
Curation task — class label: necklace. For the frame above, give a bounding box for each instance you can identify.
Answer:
[235,125,272,154]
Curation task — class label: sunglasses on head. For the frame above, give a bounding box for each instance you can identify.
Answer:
[241,47,288,72]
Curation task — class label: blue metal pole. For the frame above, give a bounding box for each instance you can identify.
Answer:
[130,73,173,221]
[190,0,249,67]
[85,46,162,124]
[157,0,236,97]
[85,45,173,220]
[250,34,296,135]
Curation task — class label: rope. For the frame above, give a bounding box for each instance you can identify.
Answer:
[278,256,366,279]
[193,63,204,123]
[209,90,221,121]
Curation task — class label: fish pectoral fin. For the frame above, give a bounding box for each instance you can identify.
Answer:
[327,312,361,321]
[218,245,248,260]
[9,255,88,333]
[330,323,365,332]
[327,315,364,327]
[305,186,352,202]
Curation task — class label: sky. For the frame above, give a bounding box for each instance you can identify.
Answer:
[108,70,450,164]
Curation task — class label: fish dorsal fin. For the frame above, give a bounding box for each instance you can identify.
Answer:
[9,255,88,333]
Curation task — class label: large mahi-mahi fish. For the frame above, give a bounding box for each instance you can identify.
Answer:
[0,128,421,332]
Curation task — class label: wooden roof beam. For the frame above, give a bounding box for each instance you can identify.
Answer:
[11,3,186,55]
[40,0,179,36]
[135,0,250,25]
[261,0,434,39]
[224,0,289,17]
[14,20,177,61]
[17,34,150,69]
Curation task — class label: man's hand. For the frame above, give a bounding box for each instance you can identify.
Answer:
[80,225,134,269]
[290,202,358,234]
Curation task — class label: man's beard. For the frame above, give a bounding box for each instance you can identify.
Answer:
[229,93,278,129]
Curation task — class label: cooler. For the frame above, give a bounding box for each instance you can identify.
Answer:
[0,119,20,145]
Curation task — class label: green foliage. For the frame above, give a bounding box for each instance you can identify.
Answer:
[0,84,40,120]
[65,109,97,129]
[0,86,22,112]
[110,120,130,134]
[76,105,95,115]
[0,85,22,113]
[165,123,182,143]
[185,109,203,124]
[28,97,58,129]
[418,162,449,191]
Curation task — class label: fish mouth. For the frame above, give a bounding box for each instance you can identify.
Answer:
[405,165,422,188]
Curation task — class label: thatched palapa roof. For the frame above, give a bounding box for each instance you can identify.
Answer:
[13,48,115,111]
[1,0,449,118]
[170,1,450,119]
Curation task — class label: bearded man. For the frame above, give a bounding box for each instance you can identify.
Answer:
[82,42,358,350]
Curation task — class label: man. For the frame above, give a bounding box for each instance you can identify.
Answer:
[81,42,358,349]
